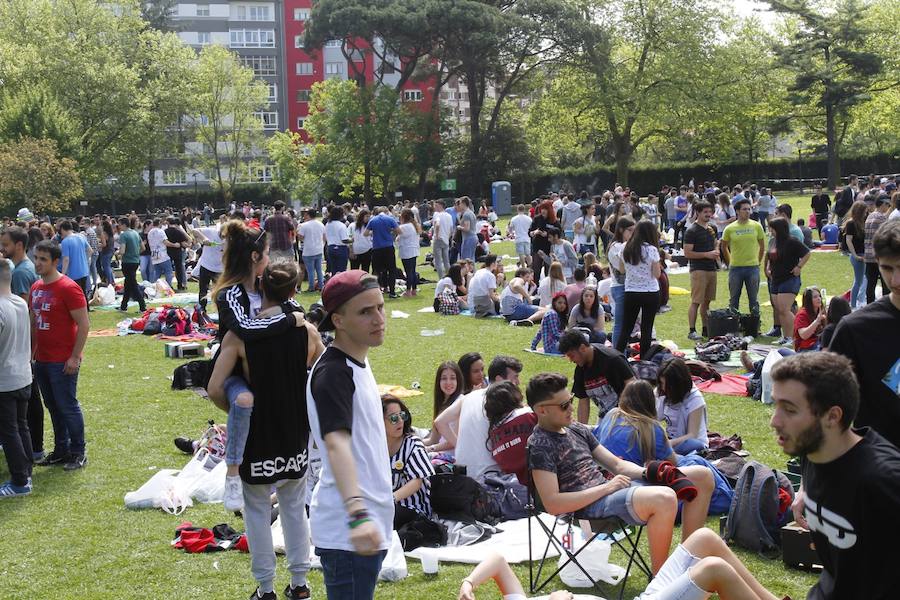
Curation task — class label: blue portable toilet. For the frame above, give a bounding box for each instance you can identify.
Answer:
[822,223,839,245]
[491,181,512,215]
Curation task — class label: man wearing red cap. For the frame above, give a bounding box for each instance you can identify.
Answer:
[306,270,393,599]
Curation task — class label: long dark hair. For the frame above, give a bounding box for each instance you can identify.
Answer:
[768,217,790,258]
[484,381,525,451]
[433,360,464,419]
[826,296,851,326]
[447,263,464,287]
[658,357,693,406]
[612,215,636,244]
[623,220,659,265]
[211,219,268,300]
[579,286,599,319]
[382,394,412,437]
[801,286,821,315]
[354,208,370,231]
[458,352,484,394]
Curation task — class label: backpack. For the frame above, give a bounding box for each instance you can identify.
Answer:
[172,360,212,390]
[722,460,794,555]
[163,307,193,336]
[430,472,497,524]
[482,473,529,521]
[438,290,461,315]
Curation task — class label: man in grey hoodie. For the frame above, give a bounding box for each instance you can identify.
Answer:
[559,195,583,242]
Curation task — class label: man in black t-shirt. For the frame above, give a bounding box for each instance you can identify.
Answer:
[829,220,900,447]
[770,351,900,600]
[558,330,634,424]
[810,184,831,239]
[164,217,190,291]
[682,201,719,340]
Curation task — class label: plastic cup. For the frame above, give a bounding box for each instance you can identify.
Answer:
[420,549,439,575]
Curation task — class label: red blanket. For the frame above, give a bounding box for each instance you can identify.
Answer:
[696,373,748,397]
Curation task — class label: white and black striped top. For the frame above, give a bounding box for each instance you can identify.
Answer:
[390,435,435,517]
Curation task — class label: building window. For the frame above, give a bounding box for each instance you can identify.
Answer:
[162,170,186,185]
[325,62,344,75]
[233,5,272,21]
[296,89,311,102]
[197,32,211,46]
[296,62,313,75]
[324,39,342,48]
[294,8,310,21]
[240,56,276,76]
[229,29,275,48]
[196,4,210,17]
[403,90,423,102]
[266,83,277,102]
[296,117,306,129]
[254,111,278,130]
[294,35,304,49]
[251,165,275,183]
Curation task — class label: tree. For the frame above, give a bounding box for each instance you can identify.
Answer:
[0,138,82,215]
[191,45,269,202]
[141,0,180,32]
[767,0,885,187]
[267,130,308,199]
[0,87,79,160]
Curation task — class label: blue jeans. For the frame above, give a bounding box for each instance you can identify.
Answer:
[728,266,760,315]
[401,257,418,291]
[578,480,647,524]
[328,245,349,275]
[88,253,99,296]
[316,548,386,600]
[223,376,252,466]
[151,259,173,287]
[673,438,706,456]
[99,250,115,284]
[303,254,324,290]
[849,254,867,308]
[33,361,85,456]
[459,235,477,261]
[139,255,152,282]
[611,284,625,348]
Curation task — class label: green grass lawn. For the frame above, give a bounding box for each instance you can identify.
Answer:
[0,193,845,598]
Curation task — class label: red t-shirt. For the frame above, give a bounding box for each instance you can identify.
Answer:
[488,408,538,485]
[793,307,821,352]
[30,276,87,363]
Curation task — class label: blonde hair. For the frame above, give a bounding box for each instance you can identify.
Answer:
[614,380,667,464]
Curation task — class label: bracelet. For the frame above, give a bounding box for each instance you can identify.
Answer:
[349,517,372,529]
[462,579,475,588]
[343,495,364,506]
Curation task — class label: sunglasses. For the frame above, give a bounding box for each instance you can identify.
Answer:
[541,395,575,412]
[386,411,410,424]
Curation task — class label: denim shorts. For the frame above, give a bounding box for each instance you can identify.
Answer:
[576,480,647,525]
[515,241,531,256]
[770,275,801,295]
[637,544,707,600]
[505,301,539,321]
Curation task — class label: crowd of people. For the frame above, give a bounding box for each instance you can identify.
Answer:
[0,172,899,600]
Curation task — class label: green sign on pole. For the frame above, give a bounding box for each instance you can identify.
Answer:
[440,179,457,192]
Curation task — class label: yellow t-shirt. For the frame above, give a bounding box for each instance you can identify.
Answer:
[722,220,765,267]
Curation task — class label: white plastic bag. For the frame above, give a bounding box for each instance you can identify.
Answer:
[97,285,116,305]
[192,458,227,504]
[124,469,179,509]
[378,532,408,582]
[558,536,625,588]
[761,349,783,405]
[173,449,216,499]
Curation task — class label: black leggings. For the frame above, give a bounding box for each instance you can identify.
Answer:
[865,261,886,304]
[372,247,396,294]
[350,250,372,273]
[616,291,660,358]
[198,266,219,310]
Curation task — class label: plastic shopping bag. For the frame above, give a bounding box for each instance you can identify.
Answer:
[124,469,179,509]
[558,535,625,588]
[192,459,227,504]
[378,532,408,582]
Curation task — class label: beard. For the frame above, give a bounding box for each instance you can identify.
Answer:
[783,419,825,457]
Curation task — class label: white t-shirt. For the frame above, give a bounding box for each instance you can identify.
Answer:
[454,389,500,482]
[351,225,373,254]
[623,244,660,292]
[714,204,735,234]
[147,227,169,265]
[324,220,349,246]
[299,220,326,256]
[397,223,420,260]
[890,208,900,221]
[432,211,453,244]
[657,387,708,446]
[509,214,533,241]
[607,241,625,286]
[573,216,595,246]
[468,267,497,299]
[195,226,224,273]
[537,276,566,307]
[434,277,455,298]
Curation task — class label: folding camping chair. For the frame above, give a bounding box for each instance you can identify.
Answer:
[526,451,652,600]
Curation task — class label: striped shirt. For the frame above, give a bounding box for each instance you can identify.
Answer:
[390,435,435,517]
[864,211,887,263]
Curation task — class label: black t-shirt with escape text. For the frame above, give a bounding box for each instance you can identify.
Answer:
[802,428,900,600]
[572,344,635,418]
[829,296,900,448]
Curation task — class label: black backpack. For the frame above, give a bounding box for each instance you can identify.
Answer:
[172,360,211,390]
[430,472,497,524]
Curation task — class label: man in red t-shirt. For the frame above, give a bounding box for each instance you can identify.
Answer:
[30,241,90,471]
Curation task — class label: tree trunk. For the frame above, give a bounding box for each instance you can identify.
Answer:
[614,148,632,187]
[825,103,839,189]
[147,155,156,211]
[466,74,483,199]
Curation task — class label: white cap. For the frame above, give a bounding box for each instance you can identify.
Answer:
[881,177,889,184]
[16,207,33,221]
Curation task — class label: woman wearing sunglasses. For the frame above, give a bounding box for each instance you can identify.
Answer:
[382,395,435,530]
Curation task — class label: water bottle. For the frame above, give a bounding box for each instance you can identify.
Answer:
[585,272,598,288]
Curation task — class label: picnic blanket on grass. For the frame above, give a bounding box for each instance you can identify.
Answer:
[696,373,749,397]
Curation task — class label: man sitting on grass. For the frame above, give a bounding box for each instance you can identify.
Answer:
[526,372,713,574]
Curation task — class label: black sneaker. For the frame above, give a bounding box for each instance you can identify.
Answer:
[764,326,781,337]
[174,437,195,454]
[63,454,87,471]
[283,584,310,600]
[36,450,71,466]
[249,589,277,600]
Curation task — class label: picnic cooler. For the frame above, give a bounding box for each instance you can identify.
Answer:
[707,309,740,338]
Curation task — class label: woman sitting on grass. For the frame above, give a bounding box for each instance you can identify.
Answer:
[536,260,567,306]
[530,292,569,355]
[567,284,607,344]
[484,381,537,485]
[792,286,826,352]
[657,357,708,456]
[423,361,465,454]
[383,395,434,530]
[434,263,468,314]
[458,352,486,394]
[819,296,851,349]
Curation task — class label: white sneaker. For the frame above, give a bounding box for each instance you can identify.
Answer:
[223,475,244,511]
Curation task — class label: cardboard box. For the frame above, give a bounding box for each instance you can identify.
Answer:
[176,343,203,358]
[164,342,184,358]
[782,522,822,572]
